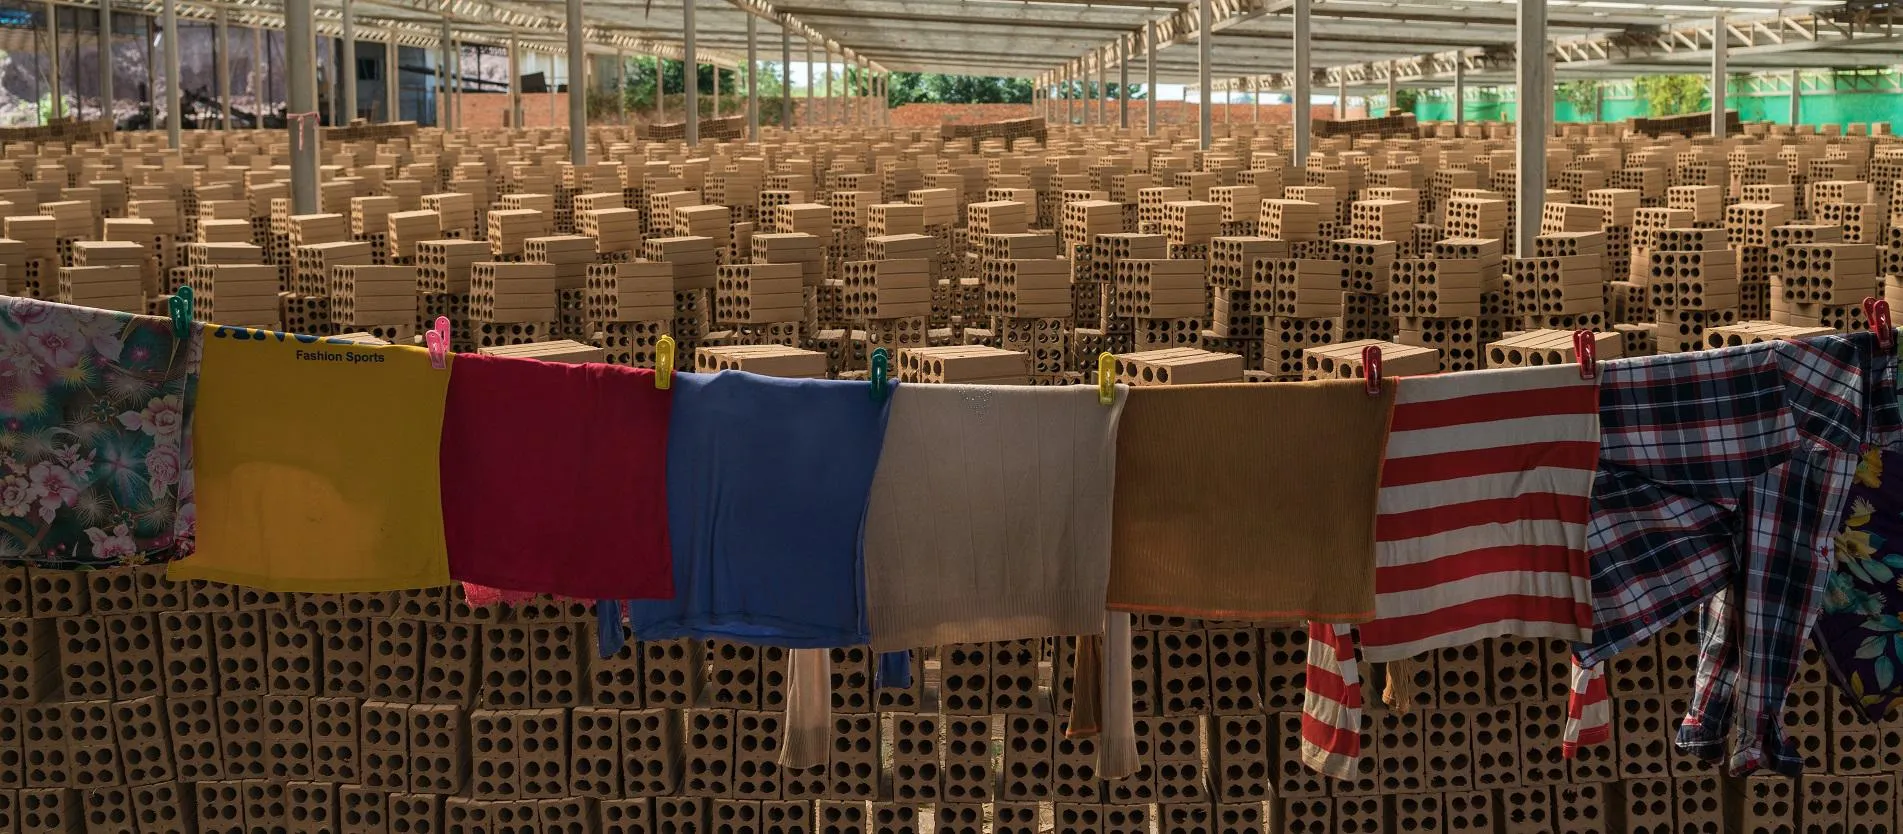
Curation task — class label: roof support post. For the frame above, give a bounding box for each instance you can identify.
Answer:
[1452,60,1464,133]
[746,15,758,139]
[1293,0,1310,166]
[98,0,112,121]
[566,0,585,162]
[1096,52,1106,126]
[1516,0,1549,257]
[342,0,356,122]
[655,55,664,122]
[1145,22,1156,136]
[1789,68,1800,126]
[1335,73,1345,118]
[1117,38,1128,130]
[163,0,180,144]
[1252,79,1260,123]
[1197,0,1211,149]
[780,23,791,129]
[388,30,401,122]
[215,7,230,128]
[616,50,626,125]
[1710,15,1726,138]
[287,0,317,213]
[509,34,521,127]
[47,0,62,123]
[685,0,699,144]
[1385,62,1395,116]
[803,39,812,126]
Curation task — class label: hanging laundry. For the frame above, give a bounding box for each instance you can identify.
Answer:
[614,370,893,648]
[1814,446,1903,722]
[1300,622,1364,779]
[440,353,673,600]
[1564,332,1897,775]
[1359,364,1601,660]
[0,297,200,569]
[1107,381,1392,622]
[1300,364,1600,777]
[169,327,452,592]
[864,384,1126,651]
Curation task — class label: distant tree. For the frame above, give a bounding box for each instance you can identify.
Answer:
[1637,74,1704,116]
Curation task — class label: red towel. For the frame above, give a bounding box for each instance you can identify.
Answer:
[440,354,674,600]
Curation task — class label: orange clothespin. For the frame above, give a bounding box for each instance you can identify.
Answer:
[1362,345,1383,396]
[1573,329,1597,380]
[655,335,676,390]
[1865,297,1894,351]
[424,316,450,370]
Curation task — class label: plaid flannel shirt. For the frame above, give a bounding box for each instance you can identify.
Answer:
[1567,333,1887,775]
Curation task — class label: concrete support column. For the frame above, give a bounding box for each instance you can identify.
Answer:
[386,30,399,122]
[163,0,179,144]
[1145,22,1157,135]
[1515,0,1549,256]
[780,24,792,129]
[566,0,585,162]
[1336,73,1346,119]
[1252,79,1260,122]
[684,0,699,144]
[803,40,813,127]
[1293,0,1311,166]
[438,20,451,129]
[98,0,111,121]
[1790,68,1801,125]
[1385,62,1396,115]
[508,35,520,127]
[1453,60,1465,132]
[216,8,230,128]
[287,0,318,213]
[655,55,664,122]
[1710,15,1727,138]
[342,0,356,122]
[1118,38,1129,129]
[46,1,61,123]
[615,49,626,125]
[746,15,758,139]
[1197,0,1212,149]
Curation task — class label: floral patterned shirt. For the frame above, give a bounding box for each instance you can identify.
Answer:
[0,296,200,569]
[1817,447,1903,721]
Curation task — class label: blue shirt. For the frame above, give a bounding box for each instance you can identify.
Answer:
[613,370,894,649]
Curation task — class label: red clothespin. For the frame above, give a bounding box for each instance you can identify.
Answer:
[1361,345,1383,396]
[1572,330,1597,380]
[1864,297,1894,351]
[425,316,451,370]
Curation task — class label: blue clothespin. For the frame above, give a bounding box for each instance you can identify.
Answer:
[869,348,889,402]
[167,286,194,339]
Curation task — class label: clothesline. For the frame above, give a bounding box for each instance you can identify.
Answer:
[2,292,1898,782]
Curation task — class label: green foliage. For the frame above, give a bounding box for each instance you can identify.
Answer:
[1557,80,1600,118]
[1393,88,1419,114]
[1637,74,1705,116]
[881,72,1037,105]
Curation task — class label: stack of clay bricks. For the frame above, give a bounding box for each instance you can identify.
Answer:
[6,117,1903,831]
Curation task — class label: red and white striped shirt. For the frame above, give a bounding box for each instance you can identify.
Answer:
[1299,365,1601,779]
[1359,364,1601,662]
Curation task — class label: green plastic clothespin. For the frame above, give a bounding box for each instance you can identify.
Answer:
[870,348,889,402]
[167,286,194,339]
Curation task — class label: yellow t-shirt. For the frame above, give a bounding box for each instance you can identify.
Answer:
[168,326,452,592]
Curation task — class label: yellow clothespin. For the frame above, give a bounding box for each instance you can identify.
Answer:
[655,335,676,390]
[1097,352,1115,405]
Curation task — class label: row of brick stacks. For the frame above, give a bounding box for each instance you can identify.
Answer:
[3,115,1903,833]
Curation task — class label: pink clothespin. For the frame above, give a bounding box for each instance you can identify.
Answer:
[425,316,451,370]
[1572,330,1597,380]
[1361,345,1383,396]
[1864,297,1894,351]
[288,111,321,152]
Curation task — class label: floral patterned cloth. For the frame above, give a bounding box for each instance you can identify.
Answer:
[0,297,200,569]
[1818,446,1903,721]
